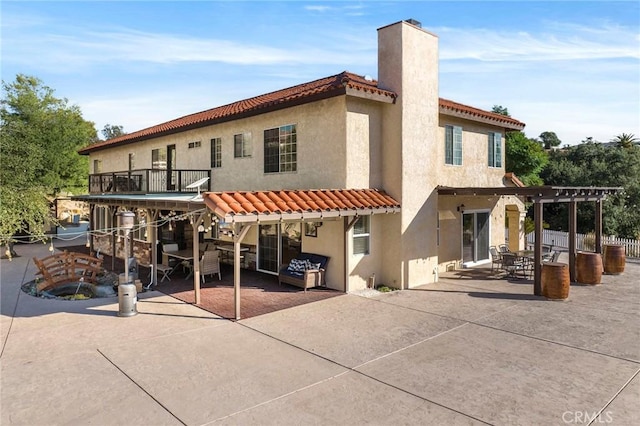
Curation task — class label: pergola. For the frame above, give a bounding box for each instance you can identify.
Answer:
[437,186,622,295]
[76,189,401,320]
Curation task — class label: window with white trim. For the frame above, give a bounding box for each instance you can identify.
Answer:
[353,215,370,255]
[264,124,297,173]
[234,132,252,158]
[488,132,502,167]
[445,125,463,165]
[210,137,221,168]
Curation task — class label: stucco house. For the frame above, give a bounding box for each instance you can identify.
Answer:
[76,20,528,312]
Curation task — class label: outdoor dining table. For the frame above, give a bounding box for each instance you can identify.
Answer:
[165,249,195,278]
[216,245,249,265]
[514,250,535,259]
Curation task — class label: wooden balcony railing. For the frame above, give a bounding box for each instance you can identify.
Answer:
[89,169,211,194]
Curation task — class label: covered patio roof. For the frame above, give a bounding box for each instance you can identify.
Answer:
[201,188,401,223]
[437,185,623,297]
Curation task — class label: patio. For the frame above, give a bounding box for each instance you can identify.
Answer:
[64,245,342,320]
[2,242,638,425]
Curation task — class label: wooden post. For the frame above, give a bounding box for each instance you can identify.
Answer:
[569,201,577,282]
[148,209,158,287]
[233,224,251,320]
[192,212,205,305]
[534,202,543,296]
[595,200,603,253]
[344,216,359,293]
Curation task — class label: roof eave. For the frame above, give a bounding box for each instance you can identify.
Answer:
[79,87,351,155]
[439,107,525,131]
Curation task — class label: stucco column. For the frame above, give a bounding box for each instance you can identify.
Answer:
[507,208,526,252]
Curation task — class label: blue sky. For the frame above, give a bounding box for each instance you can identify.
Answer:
[2,1,639,145]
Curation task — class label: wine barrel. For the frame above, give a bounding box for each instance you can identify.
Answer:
[542,262,570,300]
[576,252,603,285]
[603,245,625,275]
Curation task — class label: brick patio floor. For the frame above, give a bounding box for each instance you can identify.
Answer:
[66,245,343,320]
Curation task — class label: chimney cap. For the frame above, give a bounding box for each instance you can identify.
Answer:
[405,18,422,28]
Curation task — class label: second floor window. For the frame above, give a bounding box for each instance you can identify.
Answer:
[445,125,463,166]
[234,132,252,158]
[93,159,102,173]
[151,148,167,169]
[488,132,502,167]
[210,138,222,168]
[264,124,297,173]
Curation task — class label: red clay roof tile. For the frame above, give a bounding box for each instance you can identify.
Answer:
[79,71,524,155]
[439,98,525,130]
[202,189,400,222]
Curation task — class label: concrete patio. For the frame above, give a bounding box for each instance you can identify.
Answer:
[1,242,638,425]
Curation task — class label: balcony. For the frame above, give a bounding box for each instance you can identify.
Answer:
[89,169,211,194]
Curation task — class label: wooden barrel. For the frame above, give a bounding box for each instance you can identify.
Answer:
[542,262,570,300]
[576,252,603,285]
[603,244,625,275]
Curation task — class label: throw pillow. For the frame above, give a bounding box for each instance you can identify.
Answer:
[287,258,307,273]
[305,260,322,271]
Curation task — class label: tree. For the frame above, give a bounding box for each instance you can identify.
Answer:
[539,131,561,150]
[0,74,96,248]
[611,133,639,149]
[102,123,126,140]
[492,105,510,116]
[505,131,548,186]
[540,138,640,238]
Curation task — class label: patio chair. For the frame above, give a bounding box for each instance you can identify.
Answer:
[498,244,511,253]
[542,250,561,263]
[502,253,526,278]
[489,246,503,272]
[200,250,221,282]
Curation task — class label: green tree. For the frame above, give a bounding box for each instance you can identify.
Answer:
[1,74,96,249]
[611,133,639,149]
[491,105,510,116]
[505,131,548,186]
[539,131,561,150]
[101,123,126,140]
[540,138,640,238]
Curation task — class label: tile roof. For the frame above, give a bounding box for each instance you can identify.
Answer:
[504,172,525,188]
[80,72,395,154]
[439,98,525,130]
[202,189,400,223]
[79,72,525,154]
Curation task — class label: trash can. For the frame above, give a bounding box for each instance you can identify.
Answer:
[117,283,138,317]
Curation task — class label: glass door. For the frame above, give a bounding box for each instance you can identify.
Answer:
[258,224,278,273]
[462,211,490,264]
[166,144,176,190]
[257,223,302,274]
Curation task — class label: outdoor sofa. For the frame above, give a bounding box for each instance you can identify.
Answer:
[279,252,329,291]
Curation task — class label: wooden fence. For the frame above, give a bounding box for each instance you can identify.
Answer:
[525,229,640,258]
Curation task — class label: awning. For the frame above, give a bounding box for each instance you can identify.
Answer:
[202,189,401,223]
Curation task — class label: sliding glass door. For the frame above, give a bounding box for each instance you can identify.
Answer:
[257,223,301,274]
[462,211,490,264]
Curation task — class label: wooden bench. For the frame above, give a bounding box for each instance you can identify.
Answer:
[33,251,103,292]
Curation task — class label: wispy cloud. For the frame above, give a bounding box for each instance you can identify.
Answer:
[437,22,639,62]
[3,26,374,71]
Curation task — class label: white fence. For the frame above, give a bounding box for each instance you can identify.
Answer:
[525,229,640,258]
